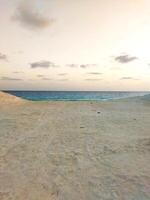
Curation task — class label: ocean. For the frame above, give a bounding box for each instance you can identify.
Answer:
[4,91,150,101]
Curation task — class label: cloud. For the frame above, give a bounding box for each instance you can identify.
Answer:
[80,64,97,68]
[41,78,52,80]
[0,53,7,61]
[30,60,57,68]
[120,77,139,80]
[36,74,52,80]
[37,74,44,77]
[67,64,98,68]
[66,64,79,68]
[85,78,102,81]
[58,73,68,76]
[115,54,138,63]
[13,71,23,74]
[12,1,54,30]
[80,64,89,68]
[87,72,102,75]
[0,76,23,81]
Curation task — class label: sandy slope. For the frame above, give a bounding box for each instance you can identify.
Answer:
[0,91,25,105]
[0,92,150,200]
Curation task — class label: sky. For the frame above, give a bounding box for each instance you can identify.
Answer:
[0,0,150,91]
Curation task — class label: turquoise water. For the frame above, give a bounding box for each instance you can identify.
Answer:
[4,91,150,101]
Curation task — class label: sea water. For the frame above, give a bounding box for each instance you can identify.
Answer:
[4,91,150,101]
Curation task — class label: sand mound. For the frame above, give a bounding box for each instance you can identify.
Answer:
[0,91,24,104]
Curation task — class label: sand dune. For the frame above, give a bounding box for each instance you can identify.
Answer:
[0,91,24,105]
[0,91,150,200]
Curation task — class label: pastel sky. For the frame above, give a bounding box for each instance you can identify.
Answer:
[0,0,150,91]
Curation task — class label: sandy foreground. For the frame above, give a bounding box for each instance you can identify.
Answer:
[0,91,150,200]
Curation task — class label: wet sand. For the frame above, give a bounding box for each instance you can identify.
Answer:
[0,91,150,200]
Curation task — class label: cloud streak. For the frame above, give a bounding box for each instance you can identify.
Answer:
[67,64,98,68]
[41,78,52,80]
[12,1,54,30]
[80,64,97,68]
[36,74,52,80]
[85,78,102,81]
[87,72,102,75]
[115,54,138,63]
[120,77,139,80]
[37,74,44,77]
[30,60,57,68]
[58,73,68,76]
[0,76,23,81]
[66,64,79,68]
[0,53,7,61]
[13,71,24,74]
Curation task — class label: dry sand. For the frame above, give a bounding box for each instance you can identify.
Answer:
[0,91,150,200]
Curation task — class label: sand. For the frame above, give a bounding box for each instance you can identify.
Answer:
[0,91,150,200]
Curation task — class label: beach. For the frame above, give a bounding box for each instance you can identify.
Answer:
[0,91,150,200]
